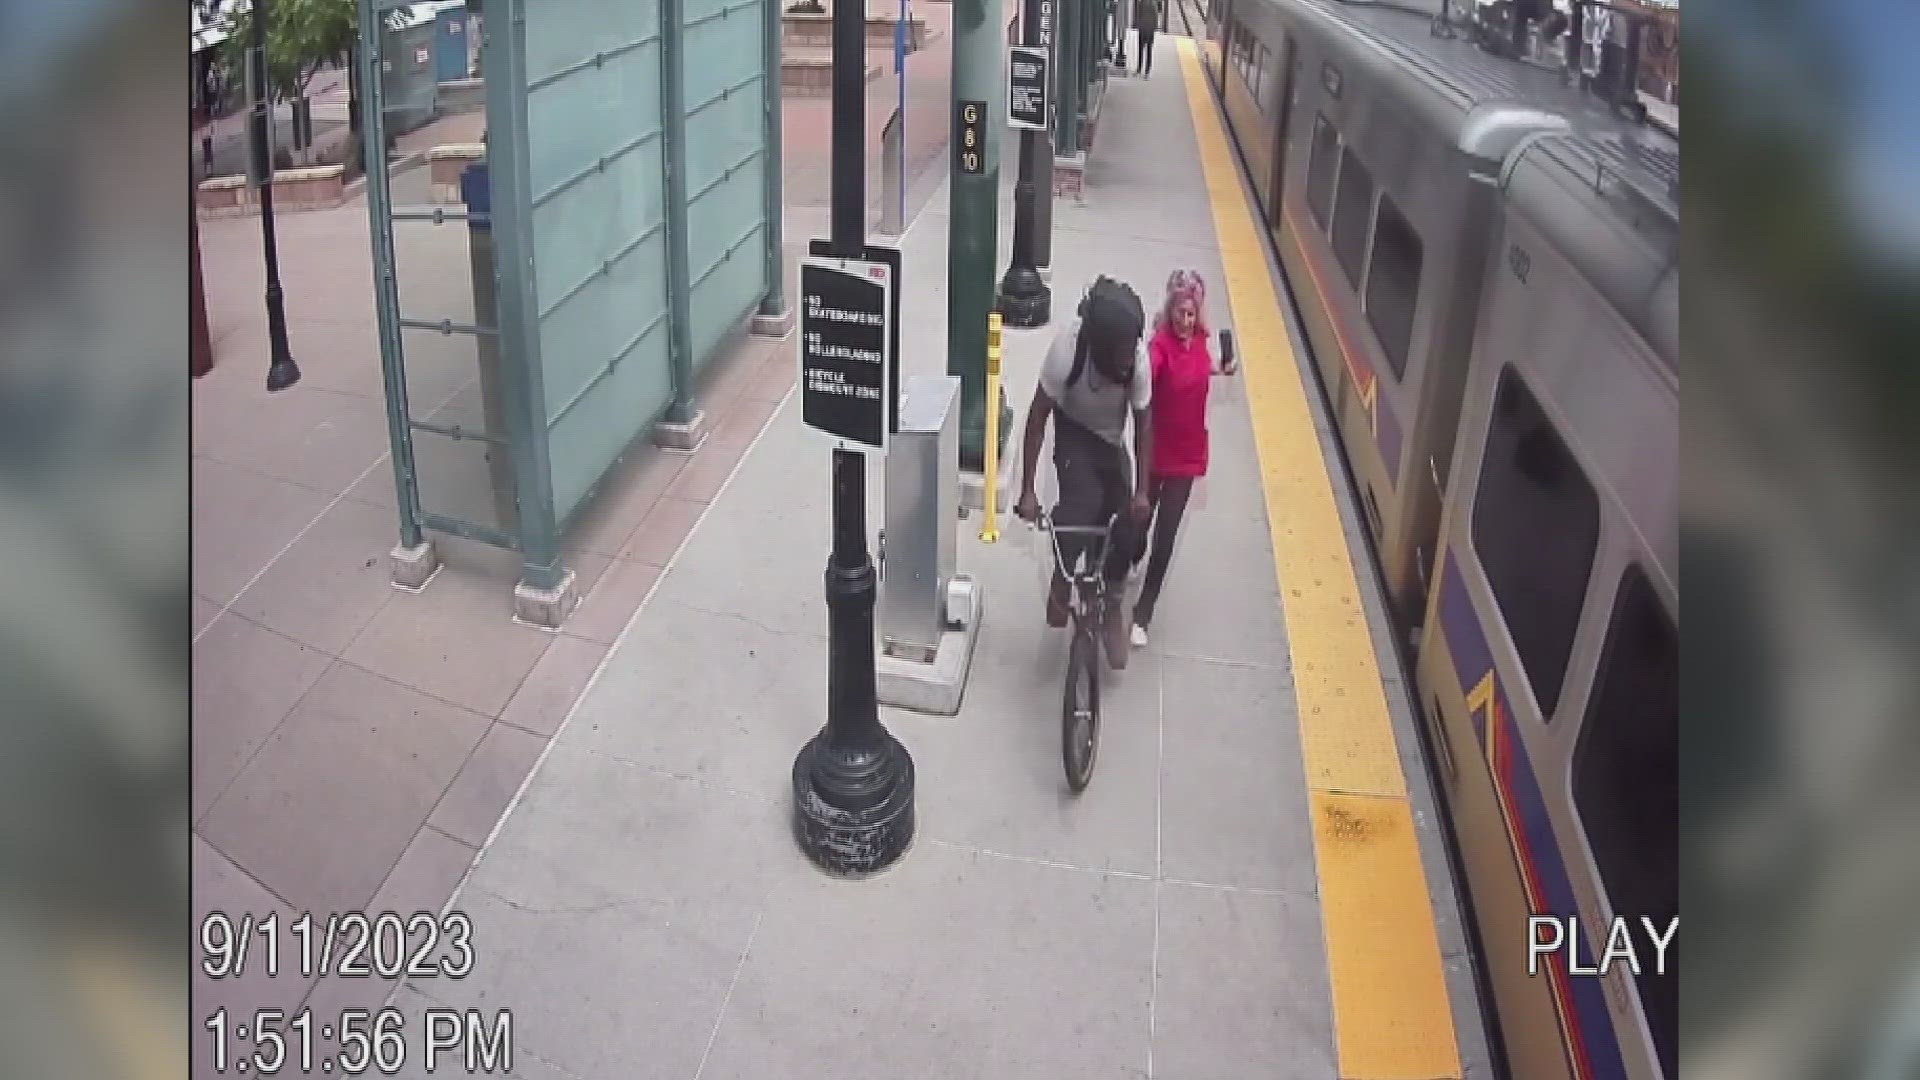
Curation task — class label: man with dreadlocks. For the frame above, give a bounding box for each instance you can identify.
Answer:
[1013,276,1154,670]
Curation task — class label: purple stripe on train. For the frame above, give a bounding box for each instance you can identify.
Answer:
[1439,554,1627,1080]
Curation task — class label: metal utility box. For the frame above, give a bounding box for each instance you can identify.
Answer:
[381,17,439,135]
[881,375,961,661]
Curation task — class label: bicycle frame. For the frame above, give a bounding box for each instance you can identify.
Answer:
[1037,511,1115,626]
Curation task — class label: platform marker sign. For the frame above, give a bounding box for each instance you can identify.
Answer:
[1008,45,1050,131]
[799,255,893,452]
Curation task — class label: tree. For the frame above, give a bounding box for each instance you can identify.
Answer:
[206,0,348,101]
[199,0,405,163]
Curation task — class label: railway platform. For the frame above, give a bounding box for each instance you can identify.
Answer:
[295,34,1489,1080]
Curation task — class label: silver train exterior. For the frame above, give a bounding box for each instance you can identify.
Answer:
[1190,1,1677,1077]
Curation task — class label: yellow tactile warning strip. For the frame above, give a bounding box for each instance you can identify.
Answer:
[1174,37,1465,1079]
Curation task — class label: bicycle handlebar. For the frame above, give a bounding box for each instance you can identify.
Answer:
[1027,509,1112,538]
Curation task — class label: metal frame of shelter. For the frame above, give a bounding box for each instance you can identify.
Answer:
[355,0,786,614]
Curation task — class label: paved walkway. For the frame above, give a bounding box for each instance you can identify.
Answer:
[208,33,1479,1080]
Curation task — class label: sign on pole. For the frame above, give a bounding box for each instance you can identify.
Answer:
[800,255,894,452]
[1008,45,1050,130]
[956,100,988,174]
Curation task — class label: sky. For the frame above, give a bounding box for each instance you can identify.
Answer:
[1828,0,1920,260]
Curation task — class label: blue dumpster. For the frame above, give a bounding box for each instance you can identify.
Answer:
[434,3,470,83]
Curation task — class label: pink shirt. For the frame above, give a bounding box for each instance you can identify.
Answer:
[1148,324,1211,478]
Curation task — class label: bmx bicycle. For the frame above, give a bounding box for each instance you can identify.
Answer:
[1031,510,1117,793]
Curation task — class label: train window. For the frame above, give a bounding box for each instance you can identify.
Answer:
[1470,368,1599,717]
[1254,44,1271,107]
[1332,147,1374,290]
[1307,114,1339,231]
[1573,566,1678,1080]
[1363,194,1422,379]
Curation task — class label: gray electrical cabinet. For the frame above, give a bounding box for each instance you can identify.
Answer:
[381,18,440,135]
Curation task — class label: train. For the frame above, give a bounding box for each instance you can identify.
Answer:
[1183,0,1677,1077]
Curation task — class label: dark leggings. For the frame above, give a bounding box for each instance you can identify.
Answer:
[1136,29,1156,73]
[1131,475,1194,628]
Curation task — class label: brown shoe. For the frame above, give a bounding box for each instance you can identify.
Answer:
[1046,571,1071,629]
[1102,591,1131,670]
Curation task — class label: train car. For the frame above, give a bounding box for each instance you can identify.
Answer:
[1196,0,1653,641]
[1190,0,1679,1077]
[1418,128,1676,1080]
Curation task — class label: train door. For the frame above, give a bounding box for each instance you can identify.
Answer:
[1264,37,1298,228]
[1423,360,1610,1080]
[1204,0,1228,85]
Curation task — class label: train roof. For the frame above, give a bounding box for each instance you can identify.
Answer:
[1279,0,1677,168]
[1271,0,1679,374]
[1506,129,1679,374]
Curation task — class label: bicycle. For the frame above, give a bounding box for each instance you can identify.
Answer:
[1032,509,1116,793]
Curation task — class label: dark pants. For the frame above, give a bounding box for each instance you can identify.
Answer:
[1131,475,1195,628]
[1052,416,1140,586]
[1136,28,1156,73]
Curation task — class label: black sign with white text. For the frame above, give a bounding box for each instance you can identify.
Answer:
[1017,0,1054,46]
[956,100,987,174]
[799,257,893,451]
[1008,46,1050,130]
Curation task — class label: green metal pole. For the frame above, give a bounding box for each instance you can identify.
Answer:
[662,0,698,424]
[759,0,787,320]
[357,0,423,552]
[485,0,566,593]
[1081,0,1098,146]
[947,0,1009,472]
[1056,0,1080,158]
[1034,2,1055,282]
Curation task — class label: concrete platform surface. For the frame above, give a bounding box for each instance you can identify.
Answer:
[343,36,1363,1079]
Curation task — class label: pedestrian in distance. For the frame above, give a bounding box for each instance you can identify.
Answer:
[1014,276,1155,671]
[1135,0,1160,77]
[1129,268,1234,648]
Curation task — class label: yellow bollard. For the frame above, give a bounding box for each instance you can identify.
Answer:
[980,310,1003,543]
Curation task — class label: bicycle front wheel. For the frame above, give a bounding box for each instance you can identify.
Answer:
[1062,621,1101,793]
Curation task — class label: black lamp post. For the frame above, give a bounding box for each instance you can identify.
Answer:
[995,0,1053,327]
[250,0,301,391]
[789,0,916,874]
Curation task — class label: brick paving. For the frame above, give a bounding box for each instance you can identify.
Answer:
[782,1,957,220]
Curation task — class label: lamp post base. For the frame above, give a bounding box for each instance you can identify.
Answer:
[791,729,916,875]
[996,265,1052,327]
[267,354,302,392]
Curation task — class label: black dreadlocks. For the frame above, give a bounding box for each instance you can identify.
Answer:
[1067,275,1146,390]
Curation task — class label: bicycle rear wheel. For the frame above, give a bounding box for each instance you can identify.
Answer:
[1062,620,1101,793]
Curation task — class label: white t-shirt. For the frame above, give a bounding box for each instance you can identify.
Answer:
[1039,317,1152,447]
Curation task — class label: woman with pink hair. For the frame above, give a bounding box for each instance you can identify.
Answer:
[1129,268,1233,647]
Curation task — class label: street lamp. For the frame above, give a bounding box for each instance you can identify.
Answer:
[790,0,917,874]
[250,0,301,391]
[996,0,1053,328]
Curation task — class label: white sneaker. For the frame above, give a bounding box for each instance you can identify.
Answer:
[1130,624,1149,648]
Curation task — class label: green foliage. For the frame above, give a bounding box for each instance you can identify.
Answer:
[207,0,401,100]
